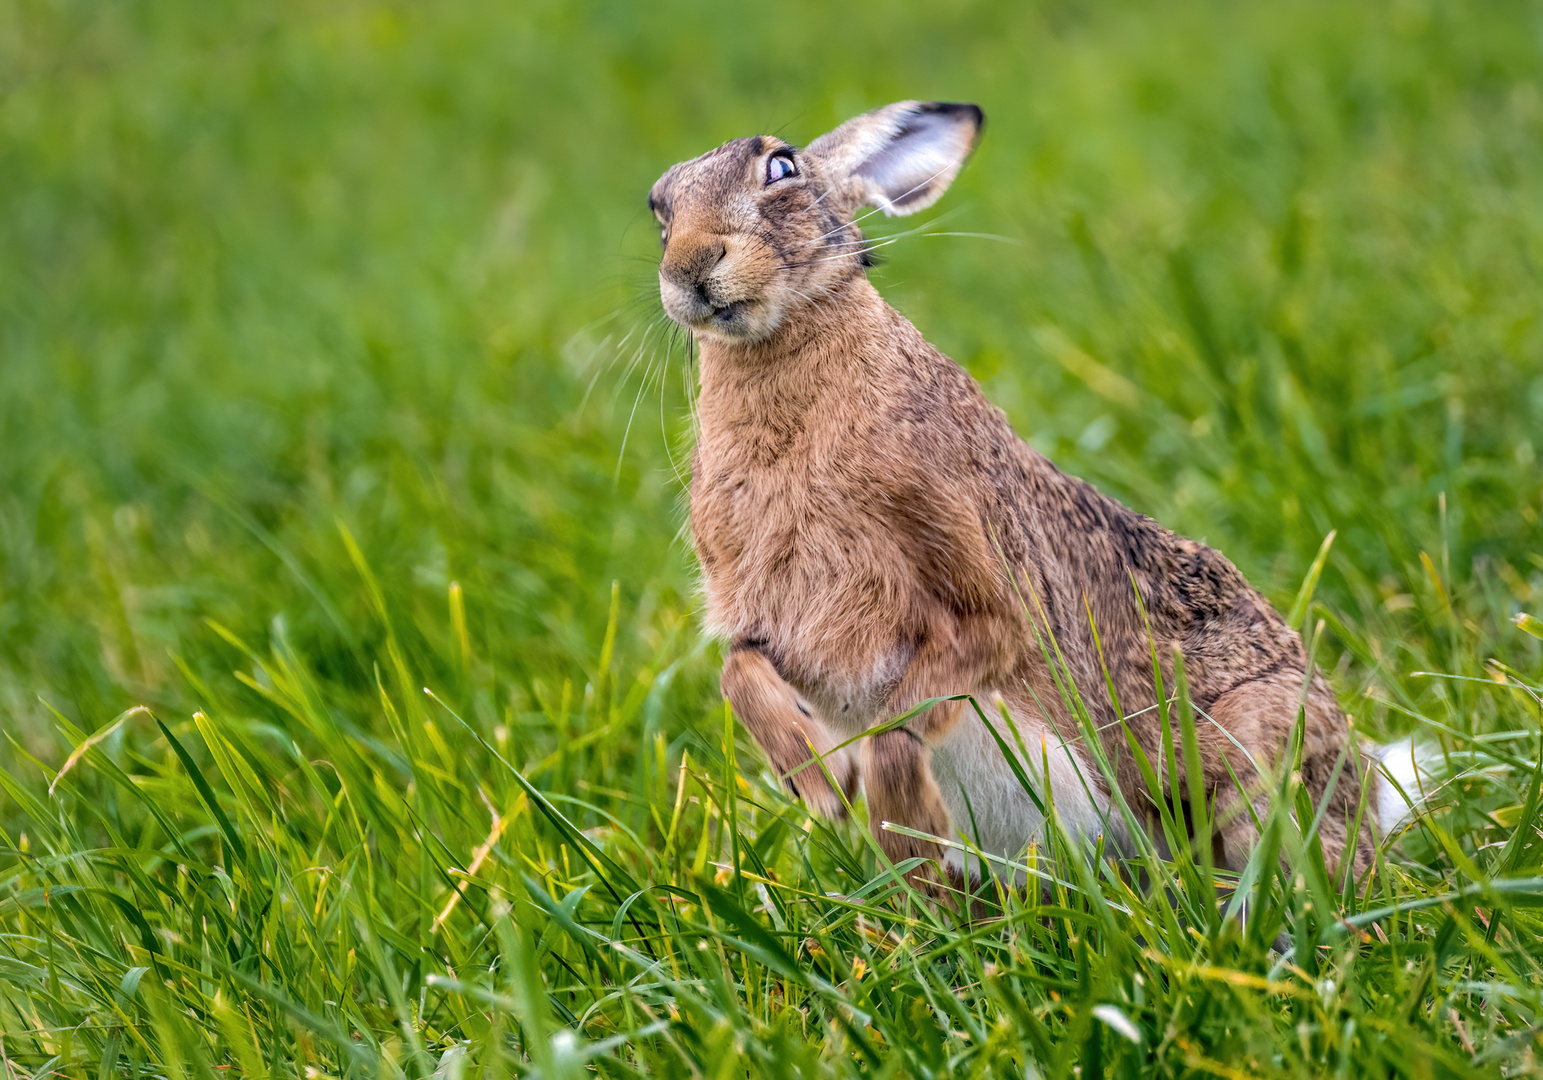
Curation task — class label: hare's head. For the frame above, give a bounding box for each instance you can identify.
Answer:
[649,101,983,343]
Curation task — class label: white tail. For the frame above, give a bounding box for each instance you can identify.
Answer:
[1375,738,1438,835]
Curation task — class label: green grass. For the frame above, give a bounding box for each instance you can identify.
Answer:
[3,0,1543,1075]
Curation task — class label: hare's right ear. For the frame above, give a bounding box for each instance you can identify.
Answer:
[807,101,983,217]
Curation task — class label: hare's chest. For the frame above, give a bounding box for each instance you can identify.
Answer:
[690,455,896,593]
[689,451,914,702]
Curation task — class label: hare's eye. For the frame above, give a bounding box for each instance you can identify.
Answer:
[765,150,798,185]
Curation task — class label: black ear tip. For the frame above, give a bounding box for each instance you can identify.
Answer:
[923,101,985,129]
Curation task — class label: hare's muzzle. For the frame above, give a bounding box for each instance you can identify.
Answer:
[658,233,745,329]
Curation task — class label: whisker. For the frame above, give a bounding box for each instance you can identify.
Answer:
[792,184,837,219]
[656,345,682,488]
[782,284,823,307]
[908,230,1021,245]
[854,162,958,221]
[778,234,911,269]
[785,163,962,254]
[615,351,658,484]
[793,234,877,252]
[868,204,967,239]
[577,329,627,414]
[789,216,862,251]
[681,326,700,445]
[664,344,696,489]
[612,323,659,404]
[777,212,1020,272]
[788,205,966,258]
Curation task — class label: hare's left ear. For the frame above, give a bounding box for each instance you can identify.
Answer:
[806,101,983,217]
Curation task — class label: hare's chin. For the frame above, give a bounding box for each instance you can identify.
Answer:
[670,299,780,343]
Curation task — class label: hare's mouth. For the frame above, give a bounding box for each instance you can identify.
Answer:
[693,297,775,342]
[660,279,771,340]
[710,300,748,324]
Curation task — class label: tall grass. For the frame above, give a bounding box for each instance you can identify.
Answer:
[2,0,1542,1075]
[4,557,1541,1077]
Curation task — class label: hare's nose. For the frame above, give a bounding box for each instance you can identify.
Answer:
[661,235,729,290]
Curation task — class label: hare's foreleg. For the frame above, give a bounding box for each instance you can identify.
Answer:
[721,646,858,819]
[861,630,984,889]
[861,725,956,886]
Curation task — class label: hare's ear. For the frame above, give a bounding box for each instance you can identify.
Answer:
[807,101,983,217]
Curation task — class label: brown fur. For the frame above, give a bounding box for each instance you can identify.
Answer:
[650,102,1378,885]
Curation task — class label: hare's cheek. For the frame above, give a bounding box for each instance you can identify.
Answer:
[736,294,788,342]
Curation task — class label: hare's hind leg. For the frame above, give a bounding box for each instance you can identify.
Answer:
[721,647,858,819]
[1203,673,1373,880]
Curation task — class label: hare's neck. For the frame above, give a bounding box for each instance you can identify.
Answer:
[694,278,893,422]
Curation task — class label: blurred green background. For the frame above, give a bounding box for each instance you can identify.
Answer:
[3,0,1541,759]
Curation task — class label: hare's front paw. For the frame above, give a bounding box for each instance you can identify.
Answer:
[785,747,857,820]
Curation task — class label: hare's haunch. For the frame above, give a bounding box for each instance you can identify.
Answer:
[651,101,1410,888]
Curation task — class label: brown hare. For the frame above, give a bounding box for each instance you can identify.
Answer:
[648,100,1421,890]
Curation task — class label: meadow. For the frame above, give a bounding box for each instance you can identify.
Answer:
[2,0,1542,1076]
